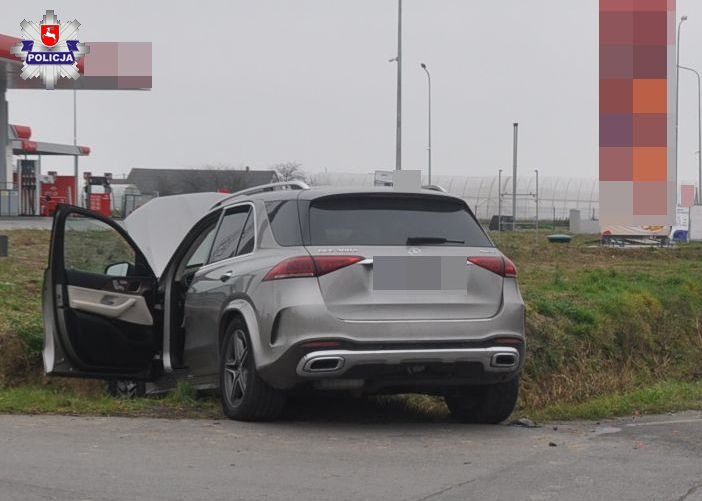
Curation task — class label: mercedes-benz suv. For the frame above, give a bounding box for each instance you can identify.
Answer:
[43,182,525,422]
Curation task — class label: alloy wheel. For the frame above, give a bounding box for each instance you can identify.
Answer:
[223,329,249,407]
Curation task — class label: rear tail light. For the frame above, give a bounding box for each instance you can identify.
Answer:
[263,256,316,281]
[263,255,363,281]
[468,256,518,278]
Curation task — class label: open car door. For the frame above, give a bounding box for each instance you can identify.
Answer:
[43,205,162,380]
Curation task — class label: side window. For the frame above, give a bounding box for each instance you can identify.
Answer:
[209,206,250,264]
[64,215,137,277]
[236,211,255,256]
[265,200,302,246]
[186,225,217,268]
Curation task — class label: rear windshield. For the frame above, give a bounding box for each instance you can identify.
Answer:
[308,195,492,247]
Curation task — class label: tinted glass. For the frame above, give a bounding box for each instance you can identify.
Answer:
[265,200,302,246]
[186,226,216,268]
[308,195,492,247]
[209,207,249,263]
[64,215,136,276]
[236,211,255,255]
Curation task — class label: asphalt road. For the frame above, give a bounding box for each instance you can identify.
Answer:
[0,411,701,501]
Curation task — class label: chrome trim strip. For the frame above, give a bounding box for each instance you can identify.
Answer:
[296,347,520,377]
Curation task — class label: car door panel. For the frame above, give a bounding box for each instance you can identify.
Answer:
[183,203,254,377]
[67,285,154,325]
[44,205,161,379]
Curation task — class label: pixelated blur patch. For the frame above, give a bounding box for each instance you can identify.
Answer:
[600,80,633,113]
[633,45,668,78]
[600,114,633,147]
[633,114,667,147]
[599,0,675,227]
[634,181,668,215]
[633,147,667,181]
[600,147,633,181]
[633,79,667,114]
[373,256,466,291]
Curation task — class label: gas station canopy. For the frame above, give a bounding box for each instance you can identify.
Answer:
[9,123,90,156]
[0,29,151,214]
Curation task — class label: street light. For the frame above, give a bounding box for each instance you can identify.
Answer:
[675,15,688,199]
[420,63,432,184]
[679,65,702,204]
[534,169,539,234]
[498,168,503,232]
[73,89,78,206]
[395,0,403,171]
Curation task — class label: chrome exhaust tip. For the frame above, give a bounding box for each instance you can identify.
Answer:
[302,356,345,373]
[491,352,518,368]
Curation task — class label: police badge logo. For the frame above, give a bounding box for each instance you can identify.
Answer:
[10,10,89,90]
[40,24,60,48]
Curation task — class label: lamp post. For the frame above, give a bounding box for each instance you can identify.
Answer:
[420,63,432,184]
[675,16,688,200]
[534,168,539,234]
[498,168,503,232]
[680,65,702,205]
[512,123,519,231]
[73,89,79,206]
[395,0,402,171]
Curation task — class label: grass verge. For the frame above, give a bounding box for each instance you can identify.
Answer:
[0,384,221,419]
[2,229,702,422]
[526,381,702,422]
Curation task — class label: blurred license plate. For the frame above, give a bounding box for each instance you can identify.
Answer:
[373,256,466,290]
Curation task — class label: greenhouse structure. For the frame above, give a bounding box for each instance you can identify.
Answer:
[309,172,600,223]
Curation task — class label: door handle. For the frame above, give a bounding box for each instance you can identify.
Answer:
[219,271,233,282]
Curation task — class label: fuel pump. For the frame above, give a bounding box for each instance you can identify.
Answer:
[83,172,113,217]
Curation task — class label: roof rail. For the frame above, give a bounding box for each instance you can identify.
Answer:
[421,184,448,193]
[212,181,310,208]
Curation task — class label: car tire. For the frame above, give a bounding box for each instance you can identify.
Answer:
[107,379,146,399]
[219,320,285,421]
[444,376,520,424]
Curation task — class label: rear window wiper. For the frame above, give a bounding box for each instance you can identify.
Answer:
[406,237,465,245]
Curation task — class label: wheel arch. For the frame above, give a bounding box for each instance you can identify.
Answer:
[218,299,264,367]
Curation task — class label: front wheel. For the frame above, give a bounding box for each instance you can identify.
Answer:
[444,377,520,424]
[219,321,285,421]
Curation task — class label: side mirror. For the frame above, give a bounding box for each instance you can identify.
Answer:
[105,262,131,277]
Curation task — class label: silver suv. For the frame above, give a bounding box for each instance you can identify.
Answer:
[43,182,525,422]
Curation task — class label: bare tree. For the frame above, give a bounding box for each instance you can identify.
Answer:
[273,162,306,182]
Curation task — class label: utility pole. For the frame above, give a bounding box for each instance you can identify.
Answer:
[512,123,519,231]
[680,65,702,204]
[395,0,402,171]
[0,80,7,193]
[73,89,78,206]
[676,16,688,202]
[534,168,540,235]
[498,169,503,232]
[420,63,432,184]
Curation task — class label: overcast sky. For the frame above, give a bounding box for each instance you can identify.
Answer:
[3,1,702,181]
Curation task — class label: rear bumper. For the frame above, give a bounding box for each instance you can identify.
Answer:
[251,278,526,390]
[296,347,519,378]
[257,338,524,390]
